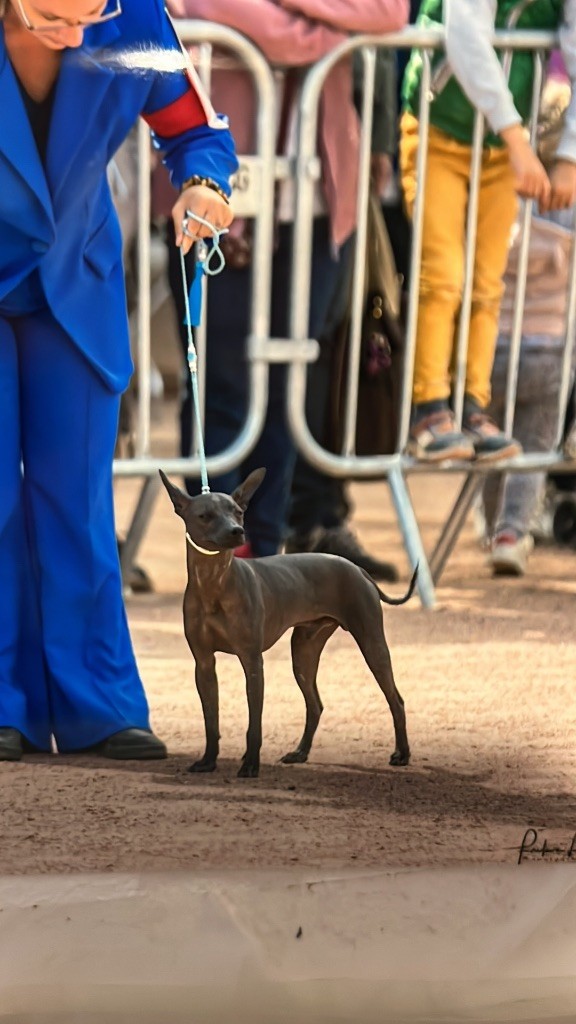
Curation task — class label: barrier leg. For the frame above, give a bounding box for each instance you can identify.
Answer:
[119,475,161,588]
[428,473,482,584]
[387,466,436,609]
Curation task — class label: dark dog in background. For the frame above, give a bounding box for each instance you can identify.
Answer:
[160,468,416,778]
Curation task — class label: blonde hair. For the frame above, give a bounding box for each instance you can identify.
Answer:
[537,78,571,168]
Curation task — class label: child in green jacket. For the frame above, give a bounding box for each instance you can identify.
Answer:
[400,0,576,461]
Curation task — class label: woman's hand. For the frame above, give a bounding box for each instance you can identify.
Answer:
[172,184,234,254]
[543,160,576,212]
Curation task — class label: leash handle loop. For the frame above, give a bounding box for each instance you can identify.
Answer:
[182,210,229,276]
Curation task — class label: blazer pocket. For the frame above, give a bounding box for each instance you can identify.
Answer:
[83,209,122,279]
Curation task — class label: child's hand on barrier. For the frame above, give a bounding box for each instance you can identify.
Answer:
[502,125,551,206]
[544,160,576,211]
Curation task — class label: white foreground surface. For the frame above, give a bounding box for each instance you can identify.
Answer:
[0,865,575,1022]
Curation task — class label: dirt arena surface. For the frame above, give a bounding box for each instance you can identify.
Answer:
[1,403,575,876]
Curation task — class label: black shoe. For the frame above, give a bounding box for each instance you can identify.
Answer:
[117,539,154,595]
[126,563,154,594]
[0,727,23,762]
[73,728,167,760]
[287,525,398,583]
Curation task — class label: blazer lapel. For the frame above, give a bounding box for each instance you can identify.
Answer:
[0,29,54,234]
[47,19,120,205]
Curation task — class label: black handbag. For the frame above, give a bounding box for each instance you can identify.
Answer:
[328,193,405,460]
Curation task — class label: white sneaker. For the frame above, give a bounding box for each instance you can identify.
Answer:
[489,531,534,577]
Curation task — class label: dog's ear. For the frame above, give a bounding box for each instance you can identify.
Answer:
[231,467,266,510]
[159,469,191,518]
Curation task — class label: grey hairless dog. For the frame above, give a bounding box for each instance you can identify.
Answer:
[160,467,416,778]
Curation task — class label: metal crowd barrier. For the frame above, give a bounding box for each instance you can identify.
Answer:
[114,20,576,609]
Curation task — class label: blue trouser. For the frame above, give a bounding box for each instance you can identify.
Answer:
[0,306,149,751]
[168,217,353,555]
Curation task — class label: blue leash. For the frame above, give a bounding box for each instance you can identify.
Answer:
[179,211,229,494]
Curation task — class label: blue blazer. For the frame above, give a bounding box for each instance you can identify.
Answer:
[0,0,238,392]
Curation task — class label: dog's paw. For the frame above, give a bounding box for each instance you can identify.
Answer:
[389,749,410,767]
[188,759,217,773]
[280,750,308,764]
[237,762,259,778]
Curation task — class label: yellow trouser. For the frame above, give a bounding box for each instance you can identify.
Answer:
[399,112,518,409]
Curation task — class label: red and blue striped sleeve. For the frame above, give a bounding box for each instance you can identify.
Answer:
[144,85,208,138]
[142,8,238,195]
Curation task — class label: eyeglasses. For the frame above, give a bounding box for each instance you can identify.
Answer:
[14,0,122,32]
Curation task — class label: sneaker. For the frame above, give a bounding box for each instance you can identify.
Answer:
[489,530,534,576]
[463,403,522,462]
[407,408,475,462]
[286,525,398,582]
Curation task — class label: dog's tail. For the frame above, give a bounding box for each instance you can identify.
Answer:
[374,564,419,606]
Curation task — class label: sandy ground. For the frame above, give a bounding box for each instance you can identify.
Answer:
[1,401,575,876]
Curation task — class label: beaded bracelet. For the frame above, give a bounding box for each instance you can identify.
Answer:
[180,175,230,205]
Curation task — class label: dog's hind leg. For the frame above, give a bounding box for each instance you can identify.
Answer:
[281,619,338,765]
[350,610,410,767]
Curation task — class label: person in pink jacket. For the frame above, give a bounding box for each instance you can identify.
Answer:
[163,0,408,579]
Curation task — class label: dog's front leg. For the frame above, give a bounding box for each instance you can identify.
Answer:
[189,653,220,773]
[238,652,264,778]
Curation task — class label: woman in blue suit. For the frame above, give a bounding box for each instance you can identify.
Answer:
[0,0,237,760]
